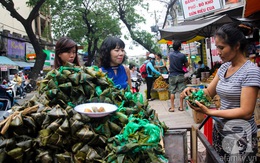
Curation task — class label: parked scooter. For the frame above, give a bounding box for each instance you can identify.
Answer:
[131,77,142,93]
[0,86,14,111]
[23,80,33,93]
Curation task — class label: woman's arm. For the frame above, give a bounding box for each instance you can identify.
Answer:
[201,86,258,120]
[124,65,132,88]
[162,59,167,67]
[147,62,161,75]
[219,86,257,119]
[203,73,218,98]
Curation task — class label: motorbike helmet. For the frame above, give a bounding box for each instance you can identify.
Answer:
[148,53,155,58]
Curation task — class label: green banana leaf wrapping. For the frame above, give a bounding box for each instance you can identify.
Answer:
[0,64,169,163]
[185,89,212,107]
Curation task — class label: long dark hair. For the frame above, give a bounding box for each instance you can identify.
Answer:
[99,36,125,68]
[54,37,80,68]
[215,22,253,54]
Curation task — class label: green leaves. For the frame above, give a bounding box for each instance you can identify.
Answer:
[185,89,212,107]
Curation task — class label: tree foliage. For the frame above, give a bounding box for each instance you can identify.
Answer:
[50,0,123,66]
[109,0,161,53]
[49,0,162,65]
[1,0,164,77]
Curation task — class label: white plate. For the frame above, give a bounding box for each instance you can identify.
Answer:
[74,103,118,118]
[161,74,169,79]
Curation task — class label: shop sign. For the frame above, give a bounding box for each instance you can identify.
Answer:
[181,42,198,55]
[180,0,222,20]
[206,37,222,68]
[0,66,7,71]
[26,53,36,62]
[43,50,55,66]
[7,37,25,60]
[26,43,35,54]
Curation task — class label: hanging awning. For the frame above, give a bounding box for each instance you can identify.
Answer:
[157,39,173,45]
[157,36,204,45]
[14,61,35,68]
[0,56,18,69]
[244,0,260,18]
[159,14,233,42]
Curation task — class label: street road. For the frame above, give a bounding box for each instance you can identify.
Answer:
[15,91,36,105]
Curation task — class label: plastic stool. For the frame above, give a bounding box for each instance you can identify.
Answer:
[204,115,213,145]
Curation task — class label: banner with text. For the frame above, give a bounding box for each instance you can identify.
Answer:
[180,0,223,20]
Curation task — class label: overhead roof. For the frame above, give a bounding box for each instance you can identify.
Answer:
[159,14,233,41]
[14,61,35,68]
[0,56,18,66]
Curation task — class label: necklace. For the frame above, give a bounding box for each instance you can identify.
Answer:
[111,66,119,70]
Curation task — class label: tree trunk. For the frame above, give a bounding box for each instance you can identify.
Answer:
[23,21,46,81]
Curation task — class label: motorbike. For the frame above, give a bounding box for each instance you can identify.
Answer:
[0,86,14,111]
[23,80,33,93]
[131,77,142,93]
[8,81,26,99]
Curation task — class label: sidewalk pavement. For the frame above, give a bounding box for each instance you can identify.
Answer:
[139,84,199,129]
[148,99,198,129]
[139,84,207,160]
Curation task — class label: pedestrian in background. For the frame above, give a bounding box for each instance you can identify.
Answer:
[13,73,23,99]
[54,37,80,68]
[144,53,161,101]
[183,22,260,162]
[99,36,131,90]
[168,40,189,112]
[129,64,140,79]
[155,53,168,74]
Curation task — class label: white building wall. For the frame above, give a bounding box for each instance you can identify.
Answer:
[0,0,35,35]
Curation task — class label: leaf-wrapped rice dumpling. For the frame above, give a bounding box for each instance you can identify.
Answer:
[39,129,51,146]
[7,147,23,163]
[46,118,63,132]
[185,89,212,107]
[31,112,46,127]
[10,114,23,127]
[55,152,72,163]
[35,150,53,163]
[0,138,15,150]
[59,82,72,95]
[69,119,84,135]
[76,126,94,142]
[56,118,70,135]
[68,73,80,85]
[47,79,59,90]
[48,105,67,118]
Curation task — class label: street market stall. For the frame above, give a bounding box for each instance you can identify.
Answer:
[0,63,169,162]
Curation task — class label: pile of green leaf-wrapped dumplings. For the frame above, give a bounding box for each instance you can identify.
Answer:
[0,63,169,163]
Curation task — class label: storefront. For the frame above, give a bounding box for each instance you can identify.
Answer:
[0,56,18,82]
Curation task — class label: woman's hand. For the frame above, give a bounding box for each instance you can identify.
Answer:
[186,100,210,115]
[182,87,197,97]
